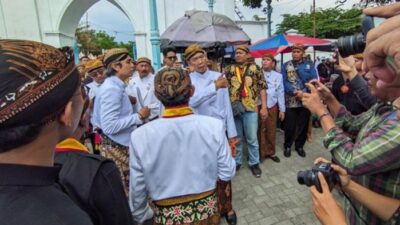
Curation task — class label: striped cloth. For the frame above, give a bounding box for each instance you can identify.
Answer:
[323,103,400,225]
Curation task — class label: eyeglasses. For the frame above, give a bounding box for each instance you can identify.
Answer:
[166,56,178,61]
[89,68,105,77]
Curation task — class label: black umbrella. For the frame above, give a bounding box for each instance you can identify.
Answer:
[161,10,250,51]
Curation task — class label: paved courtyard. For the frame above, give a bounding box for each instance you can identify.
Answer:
[224,128,331,225]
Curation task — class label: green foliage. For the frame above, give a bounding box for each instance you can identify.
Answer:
[242,0,263,8]
[75,27,134,57]
[275,8,363,39]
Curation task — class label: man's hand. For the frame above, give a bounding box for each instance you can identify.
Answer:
[138,107,150,120]
[363,3,400,87]
[314,157,351,190]
[363,2,400,18]
[310,172,347,225]
[279,112,285,121]
[295,91,304,99]
[259,107,269,121]
[214,74,229,89]
[301,84,326,116]
[309,80,335,102]
[228,137,239,157]
[129,95,137,105]
[364,28,400,88]
[229,137,239,145]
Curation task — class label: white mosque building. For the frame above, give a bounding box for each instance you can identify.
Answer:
[0,0,268,63]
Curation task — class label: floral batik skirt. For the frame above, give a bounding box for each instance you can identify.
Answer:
[153,190,220,225]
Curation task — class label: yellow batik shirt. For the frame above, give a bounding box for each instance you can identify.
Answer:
[224,63,267,112]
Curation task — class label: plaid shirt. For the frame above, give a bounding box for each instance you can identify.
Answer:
[323,103,400,225]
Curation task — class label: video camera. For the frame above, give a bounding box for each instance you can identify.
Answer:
[334,16,385,57]
[206,42,227,60]
[297,162,339,193]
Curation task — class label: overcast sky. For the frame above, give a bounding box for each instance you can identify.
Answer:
[80,0,360,43]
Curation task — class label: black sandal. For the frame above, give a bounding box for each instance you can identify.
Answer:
[224,210,237,225]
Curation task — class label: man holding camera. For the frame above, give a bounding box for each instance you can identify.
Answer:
[300,3,400,224]
[281,43,317,158]
[302,58,400,225]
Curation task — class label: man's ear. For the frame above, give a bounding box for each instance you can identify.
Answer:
[59,101,74,127]
[111,62,120,72]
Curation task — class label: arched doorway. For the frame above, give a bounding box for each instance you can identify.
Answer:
[57,0,136,48]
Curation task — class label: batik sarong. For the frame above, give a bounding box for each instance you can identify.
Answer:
[153,190,220,225]
[99,135,129,196]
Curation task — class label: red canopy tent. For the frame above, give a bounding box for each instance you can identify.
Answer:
[249,33,332,58]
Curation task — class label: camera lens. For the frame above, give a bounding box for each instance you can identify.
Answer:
[337,33,366,57]
[297,170,316,187]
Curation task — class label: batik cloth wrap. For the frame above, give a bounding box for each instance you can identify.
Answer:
[99,134,129,196]
[153,190,220,225]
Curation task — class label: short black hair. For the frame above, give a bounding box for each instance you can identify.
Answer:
[162,46,177,57]
[0,122,44,153]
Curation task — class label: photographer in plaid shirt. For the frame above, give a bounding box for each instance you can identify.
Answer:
[300,3,400,225]
[303,60,400,225]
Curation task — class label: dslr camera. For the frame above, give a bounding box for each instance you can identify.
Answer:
[297,162,339,193]
[334,16,385,58]
[335,16,385,57]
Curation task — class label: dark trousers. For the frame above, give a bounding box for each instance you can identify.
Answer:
[284,107,311,150]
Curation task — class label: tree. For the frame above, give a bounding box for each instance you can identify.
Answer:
[75,27,134,57]
[275,8,363,39]
[75,27,97,55]
[242,0,264,8]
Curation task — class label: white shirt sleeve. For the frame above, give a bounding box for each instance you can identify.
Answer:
[189,81,217,108]
[129,138,154,223]
[100,86,141,134]
[223,88,237,138]
[216,124,236,181]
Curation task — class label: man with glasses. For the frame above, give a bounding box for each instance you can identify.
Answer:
[85,59,106,100]
[162,45,178,68]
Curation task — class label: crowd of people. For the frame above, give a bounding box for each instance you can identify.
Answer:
[0,2,400,225]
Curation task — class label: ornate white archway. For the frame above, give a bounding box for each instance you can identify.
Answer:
[58,0,134,46]
[0,0,150,57]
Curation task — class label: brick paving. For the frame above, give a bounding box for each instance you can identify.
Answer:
[223,128,331,225]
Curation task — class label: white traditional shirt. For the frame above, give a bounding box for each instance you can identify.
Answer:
[86,81,101,100]
[129,113,236,222]
[263,70,286,112]
[189,70,237,138]
[92,76,142,146]
[126,73,161,120]
[86,81,102,127]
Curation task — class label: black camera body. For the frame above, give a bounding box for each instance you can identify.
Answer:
[206,42,226,60]
[336,16,385,57]
[297,162,339,193]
